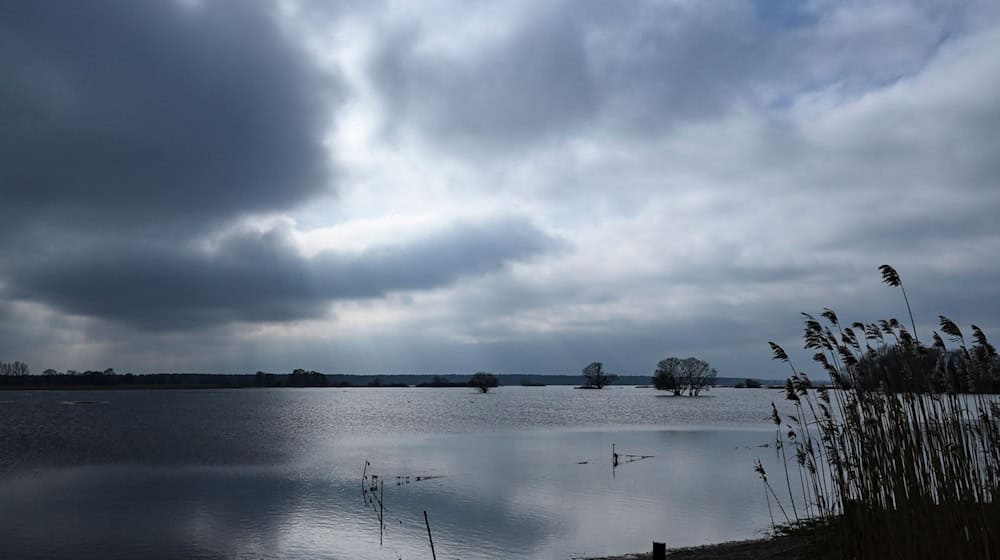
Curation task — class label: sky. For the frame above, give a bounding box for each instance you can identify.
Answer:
[1,0,999,378]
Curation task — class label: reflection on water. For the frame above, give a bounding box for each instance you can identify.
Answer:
[0,387,792,559]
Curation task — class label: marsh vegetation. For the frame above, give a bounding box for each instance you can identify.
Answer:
[760,266,1000,559]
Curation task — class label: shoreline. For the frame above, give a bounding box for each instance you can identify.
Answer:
[581,535,808,560]
[0,384,247,391]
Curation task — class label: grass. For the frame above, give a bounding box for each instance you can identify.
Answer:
[759,265,1000,559]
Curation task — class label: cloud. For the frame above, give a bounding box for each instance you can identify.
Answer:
[2,0,1000,378]
[370,4,598,151]
[4,217,562,329]
[367,0,957,153]
[0,0,335,236]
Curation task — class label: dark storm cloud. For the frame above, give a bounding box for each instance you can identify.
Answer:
[0,1,566,344]
[0,0,333,234]
[5,217,562,329]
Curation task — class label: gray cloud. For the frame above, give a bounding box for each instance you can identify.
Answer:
[4,217,561,329]
[368,0,955,152]
[0,0,342,333]
[1,0,999,379]
[371,7,599,150]
[0,0,334,235]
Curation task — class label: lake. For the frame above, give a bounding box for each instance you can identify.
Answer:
[0,386,795,559]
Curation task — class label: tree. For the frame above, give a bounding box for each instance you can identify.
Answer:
[0,361,29,376]
[287,368,328,387]
[652,357,716,396]
[582,362,616,389]
[469,372,499,393]
[653,357,684,395]
[680,357,716,396]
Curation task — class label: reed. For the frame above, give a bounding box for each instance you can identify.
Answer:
[760,265,1000,559]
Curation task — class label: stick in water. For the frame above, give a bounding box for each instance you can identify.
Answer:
[424,510,437,560]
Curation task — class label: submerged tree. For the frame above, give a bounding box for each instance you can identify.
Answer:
[468,372,499,393]
[582,362,617,389]
[682,357,717,396]
[653,357,684,395]
[653,357,716,396]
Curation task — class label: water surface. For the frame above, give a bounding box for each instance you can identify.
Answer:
[0,386,792,559]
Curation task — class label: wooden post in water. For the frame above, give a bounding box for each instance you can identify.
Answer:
[424,510,437,560]
[379,479,384,547]
[362,460,369,501]
[652,541,666,560]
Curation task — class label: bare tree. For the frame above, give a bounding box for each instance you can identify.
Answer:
[680,357,716,396]
[0,361,30,376]
[469,372,499,393]
[582,362,617,389]
[653,357,684,396]
[653,357,716,396]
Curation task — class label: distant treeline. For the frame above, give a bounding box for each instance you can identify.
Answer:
[0,370,250,388]
[255,369,330,387]
[0,368,771,389]
[0,361,30,376]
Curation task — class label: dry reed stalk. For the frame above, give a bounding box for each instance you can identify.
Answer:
[759,266,1000,559]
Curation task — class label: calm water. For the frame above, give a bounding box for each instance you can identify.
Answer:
[0,386,794,559]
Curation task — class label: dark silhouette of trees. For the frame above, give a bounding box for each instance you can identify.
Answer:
[852,343,1000,394]
[653,357,684,395]
[0,369,296,388]
[0,361,30,376]
[287,368,329,387]
[468,372,499,393]
[582,362,616,389]
[417,375,467,387]
[255,371,280,387]
[653,357,716,396]
[735,378,762,388]
[254,369,330,388]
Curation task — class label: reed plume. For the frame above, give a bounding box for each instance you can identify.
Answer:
[761,266,1000,559]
